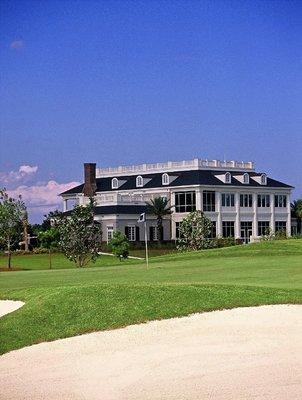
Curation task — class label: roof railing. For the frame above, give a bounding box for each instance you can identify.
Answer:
[96,158,254,177]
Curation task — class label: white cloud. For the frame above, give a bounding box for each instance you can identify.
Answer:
[19,165,38,175]
[0,165,38,186]
[7,180,80,210]
[10,40,24,50]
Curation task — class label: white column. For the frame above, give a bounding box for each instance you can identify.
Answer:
[63,199,67,212]
[270,193,275,234]
[216,192,222,237]
[252,193,258,237]
[287,194,291,236]
[170,191,176,240]
[235,192,240,239]
[195,188,202,211]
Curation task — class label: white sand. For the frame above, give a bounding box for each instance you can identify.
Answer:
[0,300,24,317]
[0,304,301,400]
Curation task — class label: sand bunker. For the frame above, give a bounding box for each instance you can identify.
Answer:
[0,304,301,399]
[0,300,24,318]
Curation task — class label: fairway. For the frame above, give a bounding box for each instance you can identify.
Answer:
[0,239,301,354]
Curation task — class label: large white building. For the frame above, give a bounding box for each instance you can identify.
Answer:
[60,158,293,243]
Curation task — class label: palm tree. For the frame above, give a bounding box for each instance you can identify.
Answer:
[291,199,302,234]
[146,197,172,243]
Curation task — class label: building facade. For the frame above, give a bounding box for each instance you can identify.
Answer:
[60,158,293,243]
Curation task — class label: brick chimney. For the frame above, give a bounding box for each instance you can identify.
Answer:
[83,163,97,197]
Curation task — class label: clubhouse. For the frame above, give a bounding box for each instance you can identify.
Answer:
[60,158,294,243]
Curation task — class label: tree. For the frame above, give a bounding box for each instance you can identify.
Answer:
[176,211,213,251]
[38,228,60,269]
[22,211,29,251]
[0,189,27,269]
[145,197,172,242]
[108,231,130,260]
[41,210,63,231]
[291,199,302,234]
[57,202,102,268]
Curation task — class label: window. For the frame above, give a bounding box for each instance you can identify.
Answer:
[222,221,235,238]
[126,226,136,241]
[203,191,216,212]
[240,221,253,243]
[260,174,267,185]
[258,221,270,236]
[136,175,143,187]
[221,193,235,207]
[257,194,270,207]
[243,173,249,184]
[240,194,253,208]
[175,191,196,213]
[111,178,118,189]
[275,221,287,233]
[149,226,158,241]
[274,195,287,208]
[107,226,114,243]
[225,172,231,184]
[206,221,217,239]
[162,173,169,186]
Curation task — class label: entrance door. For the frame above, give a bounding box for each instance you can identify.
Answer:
[241,222,253,244]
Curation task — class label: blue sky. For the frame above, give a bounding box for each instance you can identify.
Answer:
[0,0,301,222]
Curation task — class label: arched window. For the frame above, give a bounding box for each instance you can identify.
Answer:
[260,174,267,185]
[111,178,118,189]
[243,173,249,184]
[225,172,231,184]
[136,175,143,187]
[162,173,169,185]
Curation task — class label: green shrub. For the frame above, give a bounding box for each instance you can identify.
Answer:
[108,231,130,260]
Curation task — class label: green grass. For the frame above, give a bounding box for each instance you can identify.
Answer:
[0,252,139,270]
[0,239,301,354]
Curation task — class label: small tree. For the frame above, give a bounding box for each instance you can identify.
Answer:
[108,231,130,260]
[41,210,63,231]
[58,202,102,268]
[177,211,213,251]
[0,189,26,269]
[38,228,60,269]
[291,199,302,234]
[145,197,172,242]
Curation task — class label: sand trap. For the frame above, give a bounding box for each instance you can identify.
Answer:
[0,305,301,399]
[0,300,24,317]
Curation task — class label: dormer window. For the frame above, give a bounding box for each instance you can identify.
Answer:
[225,172,231,184]
[243,173,249,184]
[111,178,118,189]
[162,173,169,185]
[136,175,143,187]
[260,174,267,185]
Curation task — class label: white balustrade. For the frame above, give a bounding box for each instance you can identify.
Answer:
[96,158,255,177]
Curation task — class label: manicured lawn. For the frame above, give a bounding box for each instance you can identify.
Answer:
[0,239,301,354]
[0,252,139,270]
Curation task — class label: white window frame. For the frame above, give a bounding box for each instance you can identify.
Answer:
[243,173,249,184]
[136,175,143,188]
[257,194,270,208]
[225,172,231,184]
[162,173,169,186]
[128,225,136,241]
[111,178,118,189]
[260,174,267,185]
[221,193,235,207]
[275,194,287,208]
[151,226,159,241]
[107,226,114,243]
[240,193,253,208]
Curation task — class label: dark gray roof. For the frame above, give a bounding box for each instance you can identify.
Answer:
[61,169,293,195]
